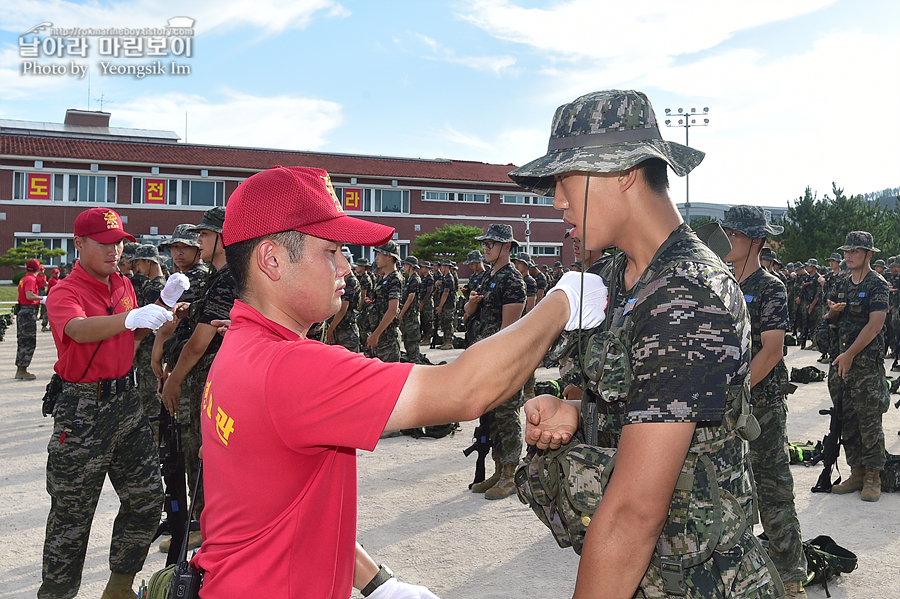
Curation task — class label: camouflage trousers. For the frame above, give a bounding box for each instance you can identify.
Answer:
[15,304,38,367]
[373,327,401,363]
[333,324,360,353]
[748,398,807,583]
[488,388,525,465]
[401,312,422,362]
[178,353,216,519]
[439,306,455,342]
[420,302,434,342]
[40,383,162,599]
[795,302,816,343]
[828,361,888,470]
[134,335,161,441]
[41,302,49,328]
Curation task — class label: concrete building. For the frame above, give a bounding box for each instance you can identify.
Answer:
[0,109,569,280]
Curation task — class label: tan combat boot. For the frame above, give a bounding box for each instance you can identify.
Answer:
[471,460,502,493]
[830,466,864,494]
[439,340,454,350]
[484,464,518,500]
[15,366,36,380]
[783,580,807,598]
[159,530,203,553]
[861,467,881,502]
[100,572,137,599]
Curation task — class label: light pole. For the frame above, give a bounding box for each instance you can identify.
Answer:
[664,106,709,225]
[521,213,533,255]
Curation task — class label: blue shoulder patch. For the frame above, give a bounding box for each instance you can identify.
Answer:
[744,294,754,303]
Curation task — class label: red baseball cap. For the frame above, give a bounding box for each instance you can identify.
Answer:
[74,207,136,244]
[223,166,394,246]
[26,259,41,271]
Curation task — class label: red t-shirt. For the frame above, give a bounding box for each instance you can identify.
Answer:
[36,272,48,290]
[193,301,413,599]
[46,262,138,382]
[47,276,60,291]
[17,273,40,305]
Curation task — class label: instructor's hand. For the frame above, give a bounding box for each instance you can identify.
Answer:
[159,273,190,307]
[546,271,608,330]
[124,304,173,331]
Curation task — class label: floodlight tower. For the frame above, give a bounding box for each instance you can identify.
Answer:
[663,106,709,225]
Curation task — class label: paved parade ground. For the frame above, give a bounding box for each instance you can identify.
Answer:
[1,329,899,598]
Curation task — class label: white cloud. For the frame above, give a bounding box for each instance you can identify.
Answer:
[112,90,343,150]
[414,33,516,75]
[0,0,349,36]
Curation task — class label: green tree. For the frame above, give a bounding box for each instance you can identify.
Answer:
[412,224,484,262]
[688,215,719,229]
[0,240,66,269]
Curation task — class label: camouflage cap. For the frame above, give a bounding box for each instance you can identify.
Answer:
[721,205,784,239]
[571,261,583,269]
[186,206,226,234]
[402,255,419,267]
[540,264,549,271]
[514,252,536,267]
[132,244,162,264]
[440,258,455,266]
[508,89,705,196]
[353,257,371,267]
[873,259,886,268]
[828,253,842,262]
[464,250,485,264]
[553,261,563,268]
[419,260,431,268]
[373,241,401,261]
[122,241,141,259]
[475,224,520,247]
[760,249,777,262]
[159,223,202,249]
[806,258,819,268]
[837,231,879,253]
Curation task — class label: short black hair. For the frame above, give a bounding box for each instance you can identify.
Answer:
[225,231,306,298]
[637,158,669,195]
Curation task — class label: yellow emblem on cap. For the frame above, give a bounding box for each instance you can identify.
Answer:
[103,210,118,229]
[321,174,344,214]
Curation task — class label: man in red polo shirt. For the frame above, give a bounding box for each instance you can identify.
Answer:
[191,166,606,599]
[42,207,189,599]
[15,258,42,379]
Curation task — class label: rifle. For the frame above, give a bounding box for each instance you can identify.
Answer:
[462,413,493,489]
[810,392,843,493]
[152,407,193,565]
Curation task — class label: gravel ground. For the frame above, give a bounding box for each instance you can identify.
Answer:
[1,330,899,599]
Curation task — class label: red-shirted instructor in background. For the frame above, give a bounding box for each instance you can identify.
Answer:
[41,207,189,599]
[15,258,42,379]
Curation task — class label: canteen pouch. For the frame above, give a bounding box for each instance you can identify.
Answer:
[583,330,632,404]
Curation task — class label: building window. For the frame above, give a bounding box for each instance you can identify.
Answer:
[131,178,225,206]
[501,195,527,204]
[458,193,488,203]
[363,189,410,214]
[535,196,554,205]
[501,194,553,205]
[15,236,75,266]
[423,191,450,202]
[420,191,489,203]
[12,172,116,203]
[530,245,561,256]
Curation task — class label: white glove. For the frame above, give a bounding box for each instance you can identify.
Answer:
[124,304,174,331]
[367,578,441,599]
[40,296,47,305]
[159,273,190,307]
[547,271,608,331]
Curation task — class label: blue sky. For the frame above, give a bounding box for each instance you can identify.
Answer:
[1,0,897,208]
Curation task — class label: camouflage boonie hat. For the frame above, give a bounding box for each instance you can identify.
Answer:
[571,261,583,269]
[540,264,549,271]
[160,223,202,248]
[353,257,371,267]
[553,261,563,268]
[402,255,419,267]
[373,241,401,261]
[465,250,484,264]
[186,206,225,234]
[475,224,520,248]
[132,244,162,264]
[806,258,819,268]
[760,248,777,262]
[828,253,842,262]
[514,252,536,267]
[419,260,431,268]
[122,241,141,260]
[440,258,455,266]
[508,89,705,196]
[721,205,784,239]
[873,259,886,268]
[837,231,879,252]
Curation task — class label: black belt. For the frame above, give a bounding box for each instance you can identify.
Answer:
[63,371,135,400]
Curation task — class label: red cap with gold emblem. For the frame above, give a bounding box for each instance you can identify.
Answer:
[223,166,394,247]
[73,207,136,244]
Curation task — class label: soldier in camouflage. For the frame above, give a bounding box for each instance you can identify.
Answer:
[417,260,435,343]
[463,224,526,499]
[888,257,900,370]
[399,255,424,363]
[796,259,822,349]
[436,259,457,349]
[461,251,487,348]
[354,258,377,341]
[511,90,783,598]
[827,231,890,502]
[326,265,362,352]
[367,241,403,362]
[514,252,538,314]
[131,244,167,439]
[15,259,41,380]
[530,261,548,303]
[722,206,807,597]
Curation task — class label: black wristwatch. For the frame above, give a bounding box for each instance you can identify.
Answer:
[361,564,394,597]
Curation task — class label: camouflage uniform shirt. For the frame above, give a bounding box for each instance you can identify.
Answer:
[336,271,361,332]
[740,268,790,406]
[828,270,889,362]
[473,263,526,341]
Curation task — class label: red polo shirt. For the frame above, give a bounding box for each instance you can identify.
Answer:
[36,272,48,290]
[17,272,40,305]
[46,262,138,382]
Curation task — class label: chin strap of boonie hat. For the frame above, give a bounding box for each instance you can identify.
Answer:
[577,174,591,392]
